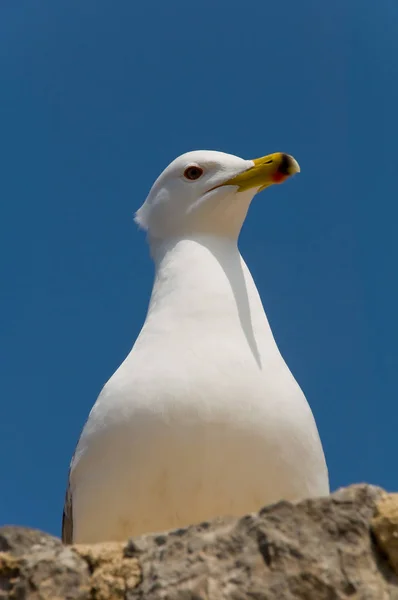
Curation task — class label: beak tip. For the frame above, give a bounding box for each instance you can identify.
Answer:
[289,156,301,175]
[278,153,301,177]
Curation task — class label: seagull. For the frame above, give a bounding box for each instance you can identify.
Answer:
[62,149,329,544]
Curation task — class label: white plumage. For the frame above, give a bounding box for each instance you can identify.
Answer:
[63,149,329,544]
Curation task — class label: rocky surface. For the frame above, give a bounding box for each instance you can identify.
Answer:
[1,485,398,599]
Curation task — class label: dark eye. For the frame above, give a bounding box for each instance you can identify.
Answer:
[184,166,204,180]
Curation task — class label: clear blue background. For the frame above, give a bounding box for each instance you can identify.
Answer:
[1,0,397,538]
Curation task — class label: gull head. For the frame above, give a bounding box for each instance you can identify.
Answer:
[135,150,300,241]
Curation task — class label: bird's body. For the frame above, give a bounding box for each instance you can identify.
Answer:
[63,150,329,544]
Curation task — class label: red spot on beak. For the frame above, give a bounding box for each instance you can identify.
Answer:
[272,171,288,184]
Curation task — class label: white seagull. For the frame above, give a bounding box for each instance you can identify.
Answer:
[62,149,329,544]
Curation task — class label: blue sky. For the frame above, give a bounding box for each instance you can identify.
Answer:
[1,0,397,538]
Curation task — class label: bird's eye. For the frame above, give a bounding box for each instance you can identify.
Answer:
[184,166,204,181]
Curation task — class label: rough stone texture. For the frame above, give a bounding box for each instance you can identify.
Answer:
[372,493,398,575]
[1,485,398,599]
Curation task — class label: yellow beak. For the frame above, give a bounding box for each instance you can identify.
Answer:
[219,152,300,193]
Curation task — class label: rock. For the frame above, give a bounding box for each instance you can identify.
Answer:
[1,484,398,599]
[372,493,398,575]
[0,526,90,599]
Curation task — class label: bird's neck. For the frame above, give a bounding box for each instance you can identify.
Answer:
[143,234,273,357]
[149,234,243,316]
